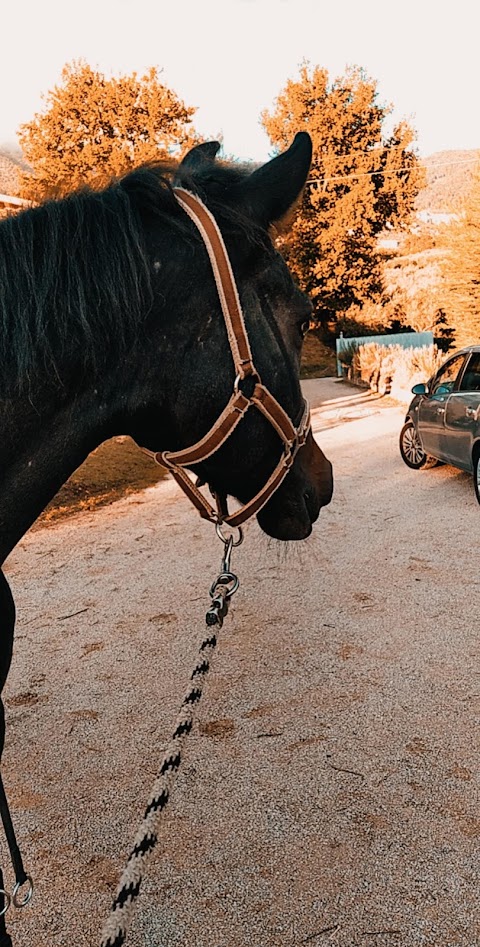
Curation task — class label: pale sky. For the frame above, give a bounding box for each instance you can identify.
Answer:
[1,0,478,161]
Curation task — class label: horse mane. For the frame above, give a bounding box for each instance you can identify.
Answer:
[0,157,258,398]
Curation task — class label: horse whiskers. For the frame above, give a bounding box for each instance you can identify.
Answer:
[252,526,321,568]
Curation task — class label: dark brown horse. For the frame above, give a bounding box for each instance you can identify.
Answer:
[0,132,333,943]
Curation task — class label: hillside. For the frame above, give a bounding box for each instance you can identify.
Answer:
[0,144,29,196]
[416,149,480,214]
[0,152,22,195]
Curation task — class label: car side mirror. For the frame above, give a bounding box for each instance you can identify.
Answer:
[411,383,427,395]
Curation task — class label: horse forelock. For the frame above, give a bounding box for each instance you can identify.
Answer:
[0,158,262,399]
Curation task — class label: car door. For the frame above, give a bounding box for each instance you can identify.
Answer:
[417,353,468,457]
[443,352,480,471]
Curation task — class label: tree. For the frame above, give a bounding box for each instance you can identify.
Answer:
[19,61,197,201]
[439,162,480,347]
[262,64,425,335]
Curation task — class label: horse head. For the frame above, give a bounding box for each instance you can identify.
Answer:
[129,133,333,540]
[0,132,332,556]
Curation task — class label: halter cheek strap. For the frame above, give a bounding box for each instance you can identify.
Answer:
[144,187,311,528]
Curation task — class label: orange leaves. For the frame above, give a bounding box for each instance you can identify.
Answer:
[18,61,198,202]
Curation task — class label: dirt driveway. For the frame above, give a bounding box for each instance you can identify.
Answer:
[2,379,479,947]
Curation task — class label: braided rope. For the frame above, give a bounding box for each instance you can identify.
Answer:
[100,629,219,947]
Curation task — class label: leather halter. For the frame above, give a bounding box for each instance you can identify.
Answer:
[146,187,312,528]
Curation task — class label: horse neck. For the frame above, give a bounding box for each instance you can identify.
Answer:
[0,379,126,565]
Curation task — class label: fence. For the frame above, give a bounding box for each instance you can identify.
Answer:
[0,193,30,219]
[335,331,434,377]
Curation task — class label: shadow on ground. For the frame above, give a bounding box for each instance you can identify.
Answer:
[38,436,165,528]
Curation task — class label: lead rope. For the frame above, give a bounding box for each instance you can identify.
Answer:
[0,769,33,944]
[100,526,242,947]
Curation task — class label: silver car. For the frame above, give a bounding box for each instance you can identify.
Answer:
[399,344,480,503]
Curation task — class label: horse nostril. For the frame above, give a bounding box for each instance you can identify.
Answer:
[303,488,319,522]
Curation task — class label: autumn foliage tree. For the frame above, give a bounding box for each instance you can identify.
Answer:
[440,161,480,347]
[19,61,198,201]
[262,64,425,335]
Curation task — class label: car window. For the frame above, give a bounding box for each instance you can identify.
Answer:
[430,354,466,395]
[458,353,480,392]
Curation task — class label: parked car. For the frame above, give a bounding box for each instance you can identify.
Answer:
[399,345,480,503]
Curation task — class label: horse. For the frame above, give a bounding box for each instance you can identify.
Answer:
[0,131,333,942]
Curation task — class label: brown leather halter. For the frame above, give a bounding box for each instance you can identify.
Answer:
[145,187,312,529]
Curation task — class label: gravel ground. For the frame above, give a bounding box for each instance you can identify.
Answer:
[1,378,479,947]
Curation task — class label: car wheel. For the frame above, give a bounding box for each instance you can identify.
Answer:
[473,451,480,505]
[399,420,438,470]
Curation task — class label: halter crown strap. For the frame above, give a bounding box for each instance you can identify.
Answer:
[145,188,311,527]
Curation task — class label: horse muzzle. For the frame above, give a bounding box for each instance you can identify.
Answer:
[256,431,333,540]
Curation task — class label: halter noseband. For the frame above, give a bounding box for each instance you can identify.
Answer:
[146,187,311,529]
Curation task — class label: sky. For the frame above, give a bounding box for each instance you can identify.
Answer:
[1,0,478,162]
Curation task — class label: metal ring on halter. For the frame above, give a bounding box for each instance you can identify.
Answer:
[12,875,33,908]
[0,889,11,916]
[233,371,261,395]
[215,522,243,547]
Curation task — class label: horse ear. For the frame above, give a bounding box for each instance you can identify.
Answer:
[236,132,312,227]
[179,141,221,170]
